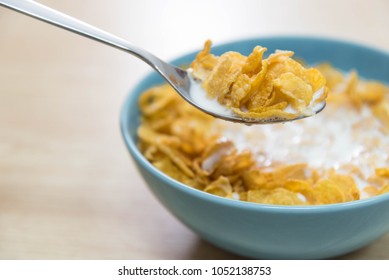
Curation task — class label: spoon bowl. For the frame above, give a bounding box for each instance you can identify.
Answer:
[0,0,325,124]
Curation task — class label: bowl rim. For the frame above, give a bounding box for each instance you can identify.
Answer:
[120,35,389,213]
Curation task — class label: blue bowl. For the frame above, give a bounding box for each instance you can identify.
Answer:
[120,36,389,259]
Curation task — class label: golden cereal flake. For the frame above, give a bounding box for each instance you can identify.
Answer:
[190,40,218,81]
[247,188,305,205]
[204,176,233,198]
[203,52,246,104]
[378,184,389,195]
[375,167,389,178]
[363,186,379,197]
[313,179,346,204]
[273,72,313,110]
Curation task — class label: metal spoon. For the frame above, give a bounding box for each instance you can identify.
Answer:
[0,0,325,124]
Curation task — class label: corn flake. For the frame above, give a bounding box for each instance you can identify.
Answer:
[378,184,389,195]
[204,176,233,198]
[313,179,346,204]
[247,188,305,205]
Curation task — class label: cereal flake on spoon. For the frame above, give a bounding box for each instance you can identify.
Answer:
[189,40,328,122]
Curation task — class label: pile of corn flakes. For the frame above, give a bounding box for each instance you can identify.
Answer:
[137,59,389,206]
[190,40,328,120]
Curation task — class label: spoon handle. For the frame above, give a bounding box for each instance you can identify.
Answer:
[0,0,166,71]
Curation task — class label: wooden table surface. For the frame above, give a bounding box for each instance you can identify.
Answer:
[1,0,389,259]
